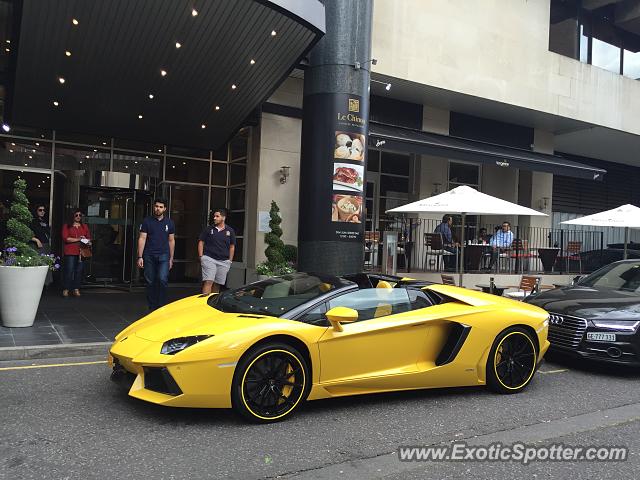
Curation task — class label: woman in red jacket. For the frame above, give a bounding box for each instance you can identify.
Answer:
[61,209,91,297]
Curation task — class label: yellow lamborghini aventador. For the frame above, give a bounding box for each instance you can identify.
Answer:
[108,272,550,423]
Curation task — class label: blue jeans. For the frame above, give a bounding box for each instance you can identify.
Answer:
[63,255,84,291]
[143,253,169,310]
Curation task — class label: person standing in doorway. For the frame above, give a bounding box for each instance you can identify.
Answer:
[61,209,91,297]
[137,198,175,310]
[198,208,235,294]
[32,203,53,286]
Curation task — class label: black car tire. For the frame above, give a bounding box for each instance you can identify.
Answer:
[486,327,538,394]
[231,342,310,423]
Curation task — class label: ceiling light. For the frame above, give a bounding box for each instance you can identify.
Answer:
[172,165,176,169]
[135,161,139,163]
[158,149,162,152]
[58,77,65,84]
[35,142,39,146]
[5,48,9,53]
[85,155,89,159]
[72,18,79,25]
[65,50,71,57]
[2,124,10,132]
[231,84,236,90]
[145,155,148,159]
[175,42,182,49]
[25,163,28,166]
[271,30,277,36]
[32,149,36,152]
[160,69,167,76]
[250,59,255,65]
[138,114,143,119]
[11,142,15,146]
[28,155,32,159]
[215,105,220,111]
[5,40,9,44]
[53,101,59,106]
[148,94,154,99]
[385,83,391,91]
[182,161,186,165]
[93,149,97,152]
[191,9,198,16]
[9,149,13,153]
[102,142,107,145]
[201,124,206,129]
[125,165,128,169]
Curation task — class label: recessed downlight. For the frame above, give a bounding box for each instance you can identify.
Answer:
[250,59,255,65]
[271,30,277,36]
[160,69,167,76]
[58,77,66,84]
[72,18,79,26]
[215,105,220,111]
[138,114,143,119]
[201,124,206,129]
[148,94,154,99]
[53,101,59,106]
[191,9,198,16]
[231,84,237,90]
[175,42,182,49]
[65,50,71,57]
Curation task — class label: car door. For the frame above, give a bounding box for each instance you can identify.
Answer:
[317,288,432,387]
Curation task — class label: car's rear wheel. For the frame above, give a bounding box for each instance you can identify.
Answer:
[486,327,537,394]
[231,343,309,423]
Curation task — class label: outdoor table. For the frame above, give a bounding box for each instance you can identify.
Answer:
[475,283,509,296]
[537,247,560,272]
[465,244,491,271]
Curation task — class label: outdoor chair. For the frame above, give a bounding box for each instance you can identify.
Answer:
[441,274,456,286]
[509,239,535,273]
[503,275,554,301]
[424,232,456,271]
[559,241,582,273]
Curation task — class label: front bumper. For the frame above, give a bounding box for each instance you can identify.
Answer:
[108,336,241,408]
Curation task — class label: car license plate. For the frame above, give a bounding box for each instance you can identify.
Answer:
[587,332,616,342]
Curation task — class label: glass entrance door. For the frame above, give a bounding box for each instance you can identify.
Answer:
[80,187,152,286]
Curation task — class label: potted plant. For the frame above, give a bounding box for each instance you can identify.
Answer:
[256,201,297,280]
[0,179,58,328]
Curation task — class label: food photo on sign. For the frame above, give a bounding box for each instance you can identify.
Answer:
[331,194,362,223]
[332,162,364,192]
[334,131,365,161]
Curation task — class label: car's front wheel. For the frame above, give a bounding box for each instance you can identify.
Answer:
[486,327,537,394]
[231,342,309,423]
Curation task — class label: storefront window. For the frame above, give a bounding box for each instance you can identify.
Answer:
[0,139,52,169]
[211,161,227,185]
[54,144,110,171]
[449,161,480,187]
[165,157,210,184]
[112,151,161,178]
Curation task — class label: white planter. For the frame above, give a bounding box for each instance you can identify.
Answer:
[0,265,48,328]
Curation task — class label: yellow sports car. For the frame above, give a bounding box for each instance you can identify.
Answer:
[109,272,550,423]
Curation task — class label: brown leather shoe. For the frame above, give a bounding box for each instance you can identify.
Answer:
[62,289,69,297]
[72,289,81,297]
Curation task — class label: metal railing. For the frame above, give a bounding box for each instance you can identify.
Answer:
[364,217,608,274]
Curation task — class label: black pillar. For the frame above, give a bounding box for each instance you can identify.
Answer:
[298,0,374,275]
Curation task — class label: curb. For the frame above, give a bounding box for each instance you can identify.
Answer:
[0,342,111,361]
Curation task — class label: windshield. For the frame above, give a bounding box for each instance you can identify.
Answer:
[208,272,352,317]
[579,261,640,292]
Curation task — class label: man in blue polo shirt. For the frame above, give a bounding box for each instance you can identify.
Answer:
[198,208,236,294]
[137,198,175,310]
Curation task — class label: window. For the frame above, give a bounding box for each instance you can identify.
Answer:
[448,161,479,189]
[592,37,621,74]
[408,289,433,310]
[623,49,640,80]
[328,289,411,321]
[297,303,328,326]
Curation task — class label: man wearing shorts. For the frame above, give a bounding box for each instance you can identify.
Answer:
[198,208,236,294]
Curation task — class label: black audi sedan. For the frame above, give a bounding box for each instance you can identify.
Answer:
[526,260,640,366]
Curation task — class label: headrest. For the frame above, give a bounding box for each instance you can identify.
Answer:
[376,280,393,289]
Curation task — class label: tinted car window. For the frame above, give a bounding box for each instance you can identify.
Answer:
[329,289,411,321]
[579,262,640,292]
[297,303,329,326]
[408,289,433,309]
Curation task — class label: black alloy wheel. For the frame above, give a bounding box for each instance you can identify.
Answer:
[487,327,537,394]
[231,342,309,423]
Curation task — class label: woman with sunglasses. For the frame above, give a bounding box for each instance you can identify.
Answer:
[61,209,91,297]
[31,203,53,286]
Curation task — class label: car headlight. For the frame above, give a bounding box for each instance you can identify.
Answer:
[160,335,213,355]
[591,320,640,332]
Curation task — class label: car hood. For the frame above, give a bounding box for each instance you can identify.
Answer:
[116,295,282,342]
[527,286,640,320]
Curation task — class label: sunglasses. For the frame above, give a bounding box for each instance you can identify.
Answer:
[74,213,83,217]
[37,208,45,212]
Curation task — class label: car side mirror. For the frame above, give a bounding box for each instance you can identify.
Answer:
[326,307,358,332]
[572,275,585,286]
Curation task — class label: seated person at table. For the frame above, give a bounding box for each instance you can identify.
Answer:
[488,221,514,270]
[477,227,491,244]
[434,214,459,270]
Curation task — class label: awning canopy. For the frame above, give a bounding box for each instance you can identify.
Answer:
[7,0,325,149]
[369,122,606,181]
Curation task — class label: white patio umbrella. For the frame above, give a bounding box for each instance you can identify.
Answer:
[561,204,640,260]
[386,185,547,285]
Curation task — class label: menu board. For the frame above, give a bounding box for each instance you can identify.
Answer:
[299,93,369,243]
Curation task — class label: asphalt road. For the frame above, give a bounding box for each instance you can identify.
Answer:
[1,352,639,480]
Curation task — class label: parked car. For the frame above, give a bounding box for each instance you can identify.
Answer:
[109,272,549,422]
[527,260,640,366]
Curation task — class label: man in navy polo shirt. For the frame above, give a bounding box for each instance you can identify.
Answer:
[197,208,236,294]
[137,198,175,310]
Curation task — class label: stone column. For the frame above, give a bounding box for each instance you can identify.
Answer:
[298,0,374,275]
